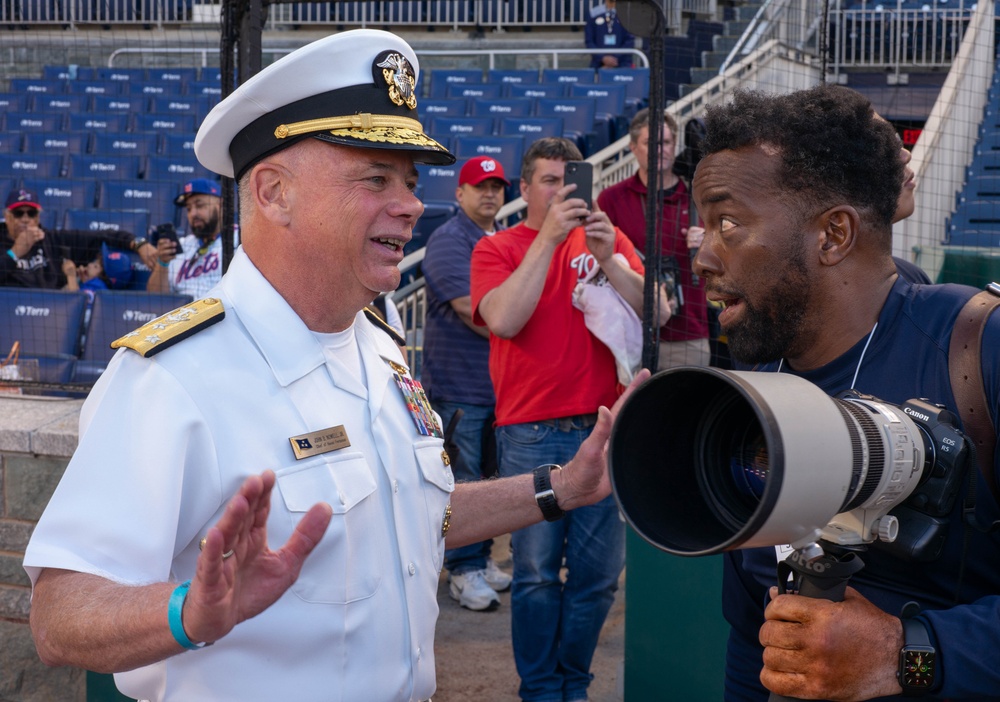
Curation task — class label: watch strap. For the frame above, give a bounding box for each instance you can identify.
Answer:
[533,464,566,522]
[898,605,934,697]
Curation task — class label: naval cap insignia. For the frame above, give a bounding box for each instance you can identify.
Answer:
[373,50,417,111]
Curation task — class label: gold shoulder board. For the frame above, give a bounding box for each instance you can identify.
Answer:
[364,306,406,347]
[111,297,225,358]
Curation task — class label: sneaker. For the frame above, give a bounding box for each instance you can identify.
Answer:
[483,558,512,592]
[448,569,500,611]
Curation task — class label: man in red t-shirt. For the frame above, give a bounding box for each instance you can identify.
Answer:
[470,137,669,702]
[597,108,710,370]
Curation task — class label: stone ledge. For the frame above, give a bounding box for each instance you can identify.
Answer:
[0,397,83,458]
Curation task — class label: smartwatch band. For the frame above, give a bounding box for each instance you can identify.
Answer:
[533,464,566,522]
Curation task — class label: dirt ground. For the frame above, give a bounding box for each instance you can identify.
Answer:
[432,534,625,702]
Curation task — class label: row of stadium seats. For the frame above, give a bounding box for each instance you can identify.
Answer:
[41,65,220,83]
[3,116,200,140]
[426,66,648,102]
[0,93,218,119]
[2,175,186,229]
[0,287,193,386]
[0,152,214,182]
[944,65,1000,247]
[9,76,223,98]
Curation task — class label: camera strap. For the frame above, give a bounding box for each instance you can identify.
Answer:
[948,283,1000,508]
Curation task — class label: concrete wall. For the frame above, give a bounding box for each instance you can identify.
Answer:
[0,395,87,702]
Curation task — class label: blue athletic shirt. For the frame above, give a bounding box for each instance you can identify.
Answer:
[421,209,496,406]
[724,277,1000,701]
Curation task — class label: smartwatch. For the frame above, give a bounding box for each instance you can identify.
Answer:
[898,606,935,696]
[532,464,566,522]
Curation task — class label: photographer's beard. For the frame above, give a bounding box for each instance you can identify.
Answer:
[722,245,812,366]
[190,209,221,245]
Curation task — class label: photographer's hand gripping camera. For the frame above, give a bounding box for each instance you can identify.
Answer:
[608,368,971,697]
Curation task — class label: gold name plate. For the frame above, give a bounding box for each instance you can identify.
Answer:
[289,425,351,460]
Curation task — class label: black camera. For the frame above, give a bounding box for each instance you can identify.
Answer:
[609,368,972,563]
[840,390,971,562]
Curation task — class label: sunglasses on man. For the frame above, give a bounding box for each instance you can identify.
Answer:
[9,208,39,219]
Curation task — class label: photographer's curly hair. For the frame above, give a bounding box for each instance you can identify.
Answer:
[702,85,903,247]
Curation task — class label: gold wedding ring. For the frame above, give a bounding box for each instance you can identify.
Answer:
[199,537,235,560]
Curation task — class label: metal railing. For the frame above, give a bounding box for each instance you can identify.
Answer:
[0,0,705,30]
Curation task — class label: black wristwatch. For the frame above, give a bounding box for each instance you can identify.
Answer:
[532,464,566,522]
[898,604,935,696]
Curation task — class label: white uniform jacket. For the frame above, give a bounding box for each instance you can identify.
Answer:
[24,248,454,702]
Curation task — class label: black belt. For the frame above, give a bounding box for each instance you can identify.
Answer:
[538,413,599,431]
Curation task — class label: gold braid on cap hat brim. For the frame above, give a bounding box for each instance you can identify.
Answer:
[275,113,424,139]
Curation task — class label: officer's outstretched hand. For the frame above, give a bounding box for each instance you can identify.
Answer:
[551,368,651,510]
[179,471,332,646]
[760,585,904,701]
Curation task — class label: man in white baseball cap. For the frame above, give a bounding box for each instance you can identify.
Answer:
[25,29,647,702]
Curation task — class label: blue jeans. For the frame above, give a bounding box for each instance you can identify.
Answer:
[437,400,496,575]
[497,419,625,702]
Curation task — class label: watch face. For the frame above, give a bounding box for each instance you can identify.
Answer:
[901,648,935,689]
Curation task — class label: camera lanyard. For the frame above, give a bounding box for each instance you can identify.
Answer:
[775,322,879,390]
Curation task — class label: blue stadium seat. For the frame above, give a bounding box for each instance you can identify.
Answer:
[5,111,65,132]
[74,289,194,383]
[975,129,1000,155]
[0,133,23,154]
[67,113,129,132]
[453,135,525,185]
[31,93,91,113]
[149,95,213,121]
[470,97,533,120]
[95,66,147,83]
[597,67,650,114]
[21,178,99,211]
[63,209,150,238]
[966,150,1000,178]
[445,83,503,101]
[199,68,223,83]
[960,175,1000,202]
[418,98,469,121]
[0,93,30,112]
[541,68,597,85]
[42,65,96,81]
[147,67,199,87]
[499,116,565,141]
[184,81,223,99]
[133,113,199,133]
[0,153,66,179]
[428,116,495,141]
[0,288,88,358]
[945,230,1000,247]
[22,132,90,156]
[428,68,484,99]
[68,154,144,181]
[569,82,628,141]
[534,97,601,155]
[159,132,198,158]
[66,80,124,97]
[487,69,541,85]
[145,155,216,183]
[99,180,179,229]
[505,82,570,99]
[946,200,1000,245]
[9,78,66,94]
[125,82,186,97]
[415,162,461,204]
[91,93,146,114]
[411,203,457,253]
[91,132,161,157]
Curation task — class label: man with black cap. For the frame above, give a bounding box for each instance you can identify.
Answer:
[146,178,225,297]
[23,29,646,702]
[422,156,512,612]
[1,187,156,288]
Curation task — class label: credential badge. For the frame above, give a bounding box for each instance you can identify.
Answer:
[374,50,417,111]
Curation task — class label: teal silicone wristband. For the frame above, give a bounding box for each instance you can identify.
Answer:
[6,249,17,262]
[157,259,170,268]
[168,580,206,650]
